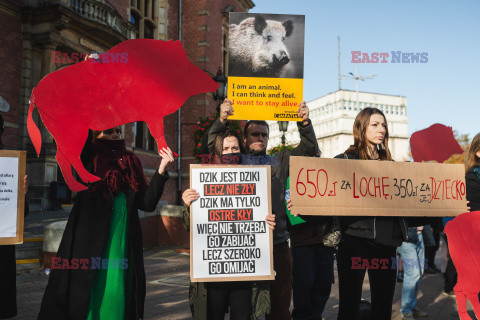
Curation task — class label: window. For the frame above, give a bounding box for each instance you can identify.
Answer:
[135,122,156,151]
[130,0,163,149]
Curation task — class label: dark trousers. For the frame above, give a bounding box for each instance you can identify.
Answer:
[268,241,293,320]
[425,230,440,270]
[0,245,17,319]
[337,235,397,320]
[444,257,457,293]
[207,281,251,320]
[292,244,335,320]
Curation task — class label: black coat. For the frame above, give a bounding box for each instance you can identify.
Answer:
[38,171,168,320]
[207,119,320,245]
[334,150,437,246]
[0,201,29,319]
[466,168,480,212]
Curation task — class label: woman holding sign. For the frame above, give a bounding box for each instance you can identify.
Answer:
[0,114,29,320]
[182,129,276,320]
[333,107,412,320]
[38,127,173,320]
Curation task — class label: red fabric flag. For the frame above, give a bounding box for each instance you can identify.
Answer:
[27,39,218,191]
[410,123,464,163]
[444,211,480,320]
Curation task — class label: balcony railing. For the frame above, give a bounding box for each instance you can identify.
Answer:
[30,0,132,38]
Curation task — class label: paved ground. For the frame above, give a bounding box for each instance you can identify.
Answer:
[12,210,475,319]
[13,245,476,320]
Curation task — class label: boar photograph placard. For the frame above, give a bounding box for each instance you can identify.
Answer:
[227,13,305,121]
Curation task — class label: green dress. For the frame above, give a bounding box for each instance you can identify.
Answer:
[85,192,130,320]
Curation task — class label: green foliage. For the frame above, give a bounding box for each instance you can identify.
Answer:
[192,112,244,162]
[444,130,470,164]
[268,143,294,156]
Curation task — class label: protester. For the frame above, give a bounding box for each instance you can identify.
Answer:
[182,129,275,320]
[285,197,335,320]
[0,114,29,320]
[207,99,319,320]
[38,127,173,320]
[462,133,480,302]
[334,107,431,320]
[397,225,433,319]
[424,222,442,274]
[465,133,480,212]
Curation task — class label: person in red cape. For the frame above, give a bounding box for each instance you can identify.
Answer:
[38,127,173,320]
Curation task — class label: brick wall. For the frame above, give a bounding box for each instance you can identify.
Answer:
[108,0,130,20]
[158,216,189,246]
[0,8,22,150]
[140,215,160,247]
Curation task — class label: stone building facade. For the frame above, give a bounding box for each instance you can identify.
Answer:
[268,89,410,161]
[0,0,254,246]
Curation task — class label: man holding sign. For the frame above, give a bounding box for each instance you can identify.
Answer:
[208,99,319,320]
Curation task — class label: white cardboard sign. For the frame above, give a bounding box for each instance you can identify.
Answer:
[190,164,274,282]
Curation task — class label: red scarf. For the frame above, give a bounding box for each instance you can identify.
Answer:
[90,138,148,197]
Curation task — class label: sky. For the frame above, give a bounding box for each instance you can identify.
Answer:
[250,0,480,138]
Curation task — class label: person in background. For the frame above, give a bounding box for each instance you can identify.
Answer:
[285,195,335,320]
[0,114,29,319]
[208,99,319,320]
[465,133,480,212]
[397,225,434,319]
[424,222,442,274]
[461,133,480,302]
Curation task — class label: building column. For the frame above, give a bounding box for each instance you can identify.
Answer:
[26,43,59,210]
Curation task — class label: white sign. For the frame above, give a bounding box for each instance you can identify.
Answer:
[0,157,19,238]
[190,165,274,282]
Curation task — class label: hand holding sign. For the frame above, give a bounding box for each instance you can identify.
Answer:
[298,101,309,125]
[183,189,200,207]
[220,99,234,124]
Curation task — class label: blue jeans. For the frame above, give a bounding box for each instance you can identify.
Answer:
[292,244,335,320]
[398,233,425,315]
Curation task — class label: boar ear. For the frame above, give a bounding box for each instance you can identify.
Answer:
[283,20,293,37]
[254,15,267,35]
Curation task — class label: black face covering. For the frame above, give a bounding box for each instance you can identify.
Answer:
[220,152,242,165]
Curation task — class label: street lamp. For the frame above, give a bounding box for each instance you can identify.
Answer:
[212,68,227,112]
[342,65,376,109]
[277,121,289,145]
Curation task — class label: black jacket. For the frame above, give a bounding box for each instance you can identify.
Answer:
[334,150,435,246]
[208,119,320,245]
[38,171,168,320]
[0,201,29,319]
[466,168,480,212]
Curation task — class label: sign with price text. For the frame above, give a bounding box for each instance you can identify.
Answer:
[290,157,468,217]
[190,164,274,282]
